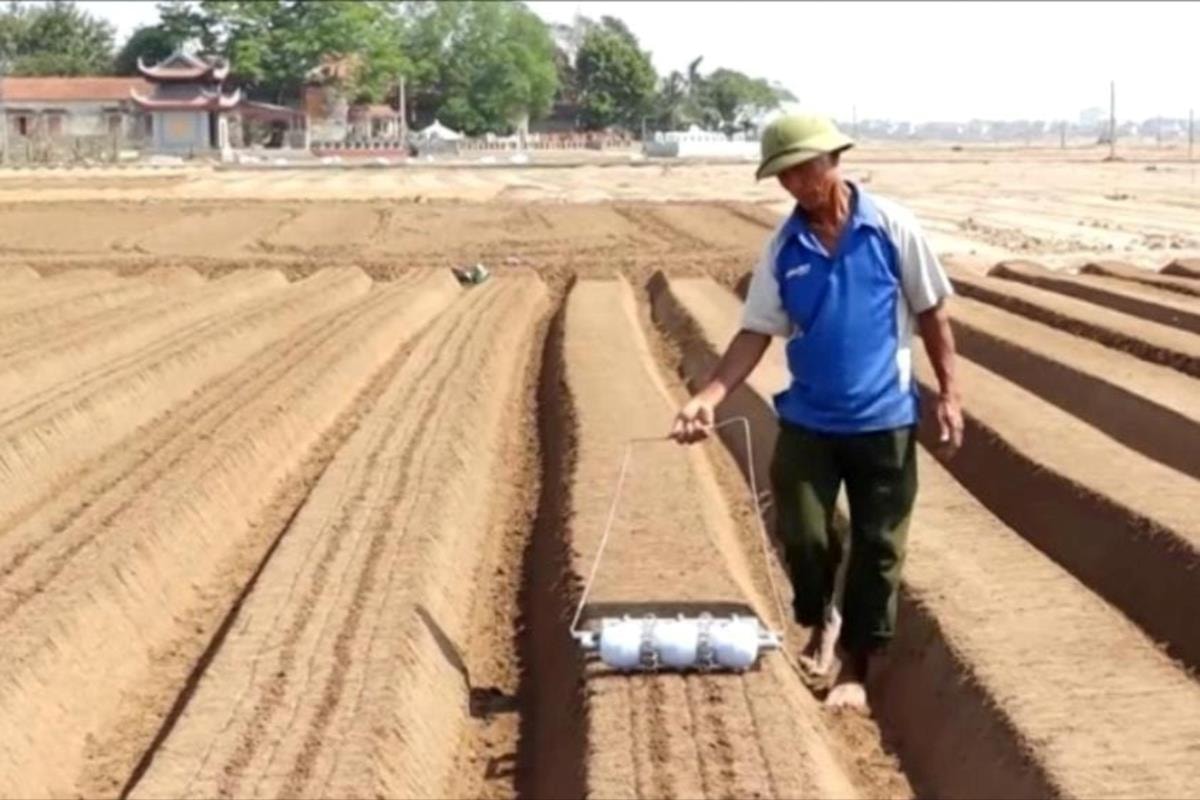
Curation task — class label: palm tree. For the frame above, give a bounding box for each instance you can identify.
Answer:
[656,70,686,130]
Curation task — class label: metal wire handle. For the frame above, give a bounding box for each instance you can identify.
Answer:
[569,416,791,640]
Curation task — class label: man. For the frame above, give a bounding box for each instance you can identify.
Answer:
[670,114,963,710]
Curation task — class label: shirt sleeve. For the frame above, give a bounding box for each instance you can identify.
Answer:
[892,209,954,313]
[740,232,793,337]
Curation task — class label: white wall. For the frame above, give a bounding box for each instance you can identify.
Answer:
[643,140,759,159]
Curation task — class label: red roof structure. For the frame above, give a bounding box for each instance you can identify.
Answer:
[0,77,153,103]
[130,48,240,113]
[136,51,229,82]
[130,87,242,111]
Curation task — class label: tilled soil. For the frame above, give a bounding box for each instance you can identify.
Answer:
[1,197,1198,800]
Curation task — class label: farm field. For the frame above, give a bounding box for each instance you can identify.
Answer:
[0,153,1198,799]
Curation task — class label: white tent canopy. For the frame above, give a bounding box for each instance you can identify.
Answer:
[415,118,463,141]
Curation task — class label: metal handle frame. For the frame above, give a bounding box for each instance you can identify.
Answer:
[568,416,790,642]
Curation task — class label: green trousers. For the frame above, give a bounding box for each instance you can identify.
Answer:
[770,421,917,652]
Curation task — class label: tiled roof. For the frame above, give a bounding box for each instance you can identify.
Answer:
[0,77,153,103]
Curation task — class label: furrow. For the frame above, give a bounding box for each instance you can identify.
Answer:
[0,271,460,797]
[128,275,546,799]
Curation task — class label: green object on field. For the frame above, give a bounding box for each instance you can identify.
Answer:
[453,263,491,285]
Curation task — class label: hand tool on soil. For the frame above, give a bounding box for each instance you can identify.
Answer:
[571,416,789,672]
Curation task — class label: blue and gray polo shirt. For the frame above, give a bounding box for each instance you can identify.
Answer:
[741,183,953,434]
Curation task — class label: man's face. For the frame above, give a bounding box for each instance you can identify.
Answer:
[777,154,839,211]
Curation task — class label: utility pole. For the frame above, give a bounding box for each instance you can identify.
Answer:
[1190,108,1194,161]
[1060,120,1066,150]
[398,74,407,143]
[1108,80,1116,160]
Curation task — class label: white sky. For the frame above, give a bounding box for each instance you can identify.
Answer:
[71,0,1200,122]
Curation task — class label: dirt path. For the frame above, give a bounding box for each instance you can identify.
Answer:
[0,274,459,797]
[946,293,1200,479]
[991,259,1200,334]
[912,352,1200,669]
[559,278,862,800]
[650,273,1200,799]
[130,275,547,799]
[945,259,1200,377]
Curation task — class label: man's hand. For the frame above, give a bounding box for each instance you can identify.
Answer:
[917,302,963,458]
[936,392,964,457]
[670,394,717,444]
[668,330,770,445]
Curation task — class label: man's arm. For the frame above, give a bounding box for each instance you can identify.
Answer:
[670,330,770,443]
[916,300,964,455]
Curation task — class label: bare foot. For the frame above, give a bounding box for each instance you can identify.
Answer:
[798,605,841,678]
[824,679,867,710]
[824,648,870,712]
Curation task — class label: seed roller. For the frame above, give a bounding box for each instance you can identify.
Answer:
[570,417,787,672]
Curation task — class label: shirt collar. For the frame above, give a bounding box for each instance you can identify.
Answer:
[781,181,885,246]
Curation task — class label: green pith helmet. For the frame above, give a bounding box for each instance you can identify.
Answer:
[756,114,855,181]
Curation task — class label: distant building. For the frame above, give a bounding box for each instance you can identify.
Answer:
[130,49,241,154]
[0,76,151,143]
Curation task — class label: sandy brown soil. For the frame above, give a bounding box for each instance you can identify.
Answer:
[1,156,1199,799]
[1163,258,1200,278]
[991,259,1200,334]
[1082,260,1200,297]
[946,258,1200,377]
[0,272,459,796]
[910,349,1200,669]
[946,294,1200,480]
[560,278,865,800]
[1,142,1199,270]
[131,275,546,799]
[650,273,1200,799]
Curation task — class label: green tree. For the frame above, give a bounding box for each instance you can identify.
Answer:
[574,22,655,130]
[174,1,408,104]
[653,70,687,130]
[700,68,778,133]
[113,24,182,75]
[155,0,215,53]
[0,0,114,76]
[404,1,557,136]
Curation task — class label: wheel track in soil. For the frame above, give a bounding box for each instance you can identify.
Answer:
[0,268,370,533]
[0,271,459,797]
[128,275,547,799]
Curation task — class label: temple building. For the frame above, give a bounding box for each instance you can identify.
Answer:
[130,49,241,154]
